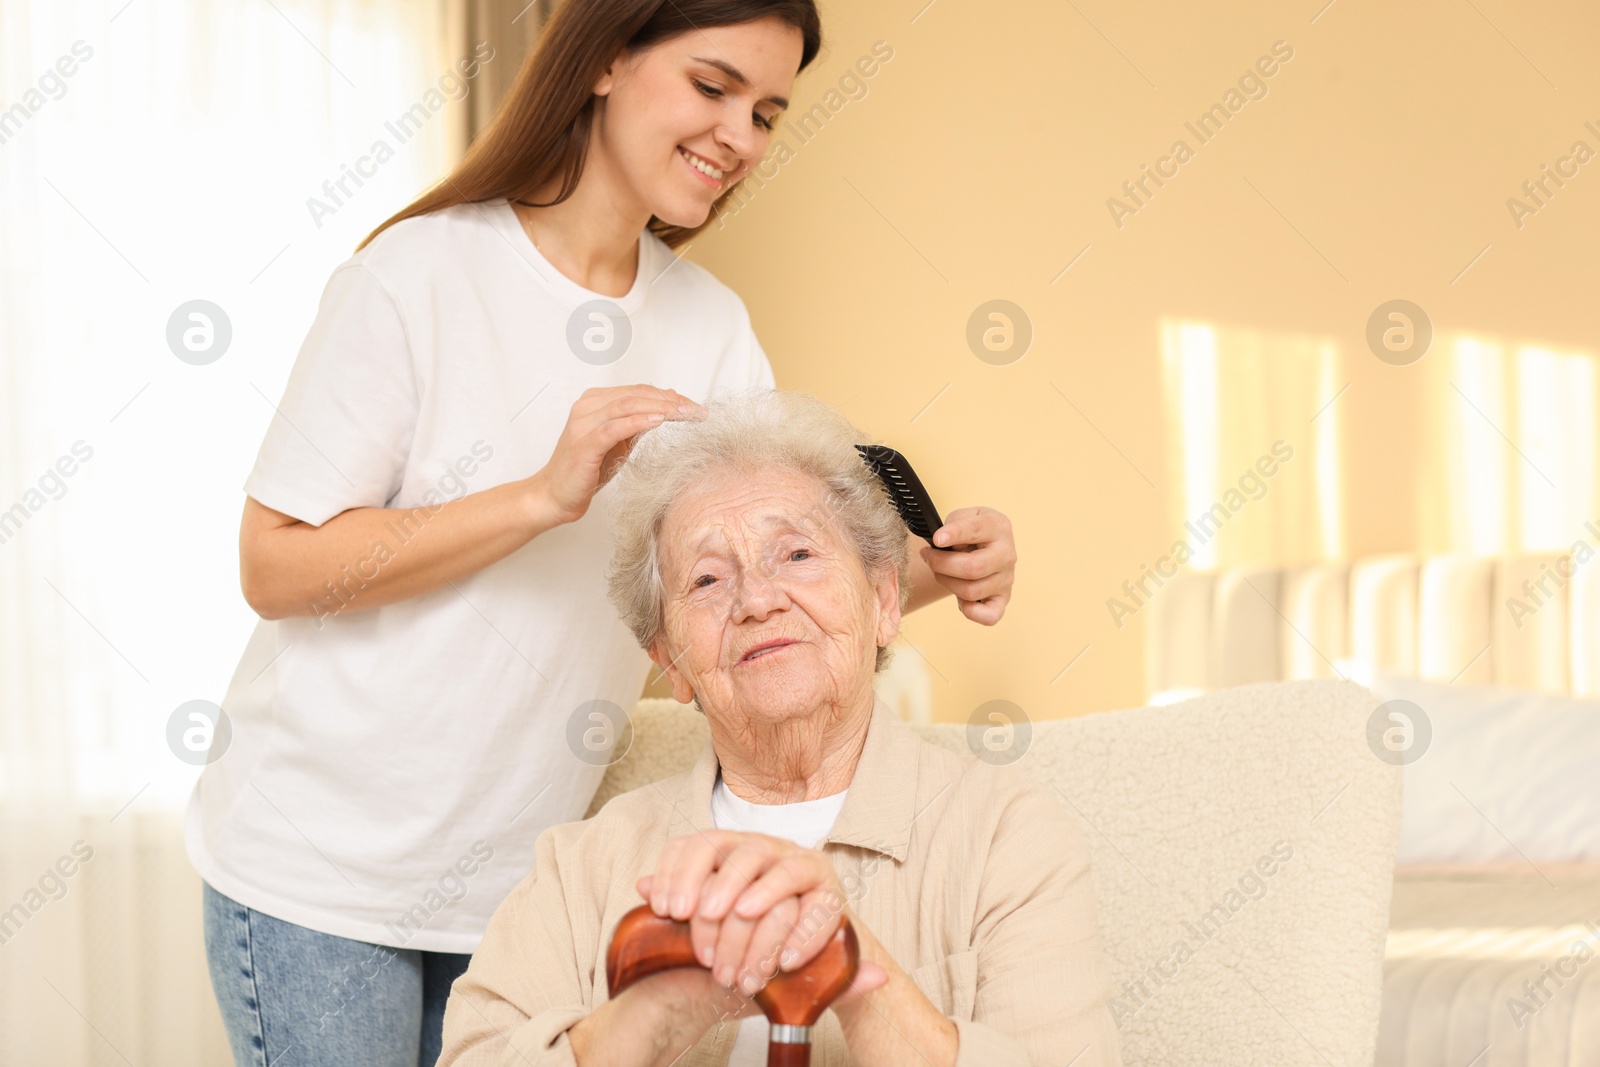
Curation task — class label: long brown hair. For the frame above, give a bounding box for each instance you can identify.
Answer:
[356,0,821,253]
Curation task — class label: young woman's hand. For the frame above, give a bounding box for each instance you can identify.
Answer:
[920,505,1017,624]
[533,385,705,526]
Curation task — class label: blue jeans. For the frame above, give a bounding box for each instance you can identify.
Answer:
[202,881,472,1067]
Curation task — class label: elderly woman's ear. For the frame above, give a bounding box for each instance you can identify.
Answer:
[871,559,901,653]
[647,633,696,706]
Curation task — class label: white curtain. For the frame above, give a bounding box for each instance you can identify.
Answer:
[0,1,461,1061]
[1158,318,1344,571]
[1419,333,1600,556]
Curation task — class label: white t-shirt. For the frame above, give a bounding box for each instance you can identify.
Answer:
[185,197,776,953]
[709,772,849,1067]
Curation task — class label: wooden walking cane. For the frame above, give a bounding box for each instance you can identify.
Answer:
[605,903,860,1067]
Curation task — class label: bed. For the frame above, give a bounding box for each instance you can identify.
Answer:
[1384,865,1600,1066]
[1145,553,1600,1067]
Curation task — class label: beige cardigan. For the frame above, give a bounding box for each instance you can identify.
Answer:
[438,694,1122,1066]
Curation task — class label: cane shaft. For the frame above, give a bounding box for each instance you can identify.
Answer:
[766,1039,813,1067]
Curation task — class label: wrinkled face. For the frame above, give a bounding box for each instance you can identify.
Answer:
[649,467,900,728]
[591,17,802,227]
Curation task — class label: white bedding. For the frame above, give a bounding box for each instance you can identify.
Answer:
[1339,668,1600,867]
[1376,865,1600,1067]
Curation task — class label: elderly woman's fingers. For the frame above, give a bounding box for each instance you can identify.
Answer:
[641,832,853,986]
[645,829,782,925]
[710,901,762,989]
[687,838,780,968]
[648,831,732,919]
[645,838,684,917]
[637,874,741,972]
[736,896,801,995]
[696,840,778,921]
[730,853,833,923]
[687,908,724,969]
[778,886,848,970]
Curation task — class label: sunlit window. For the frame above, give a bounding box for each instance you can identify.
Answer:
[1432,334,1598,555]
[1162,322,1220,567]
[1443,335,1510,554]
[1162,321,1598,574]
[1158,319,1343,571]
[1516,346,1596,551]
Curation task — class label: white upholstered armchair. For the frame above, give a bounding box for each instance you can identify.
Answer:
[589,678,1403,1067]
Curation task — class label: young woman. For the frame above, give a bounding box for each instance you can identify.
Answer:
[187,2,1018,1065]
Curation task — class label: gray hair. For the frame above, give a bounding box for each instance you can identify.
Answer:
[605,388,911,674]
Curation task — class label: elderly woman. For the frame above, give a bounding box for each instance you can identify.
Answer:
[438,390,1121,1066]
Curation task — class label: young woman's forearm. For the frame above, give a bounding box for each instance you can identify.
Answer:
[903,530,950,613]
[240,386,706,622]
[239,474,564,620]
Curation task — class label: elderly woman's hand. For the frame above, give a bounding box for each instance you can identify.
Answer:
[569,954,761,1065]
[637,831,960,1066]
[918,505,1017,624]
[635,829,887,1000]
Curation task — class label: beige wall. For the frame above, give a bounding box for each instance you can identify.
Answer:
[665,0,1600,723]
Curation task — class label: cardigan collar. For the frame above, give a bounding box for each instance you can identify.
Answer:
[666,691,923,862]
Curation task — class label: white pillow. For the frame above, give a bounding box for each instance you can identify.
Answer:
[1336,663,1600,866]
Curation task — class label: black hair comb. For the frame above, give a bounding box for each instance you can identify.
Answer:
[856,444,950,550]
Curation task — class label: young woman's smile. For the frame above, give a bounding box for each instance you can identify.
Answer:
[678,144,729,188]
[589,17,800,228]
